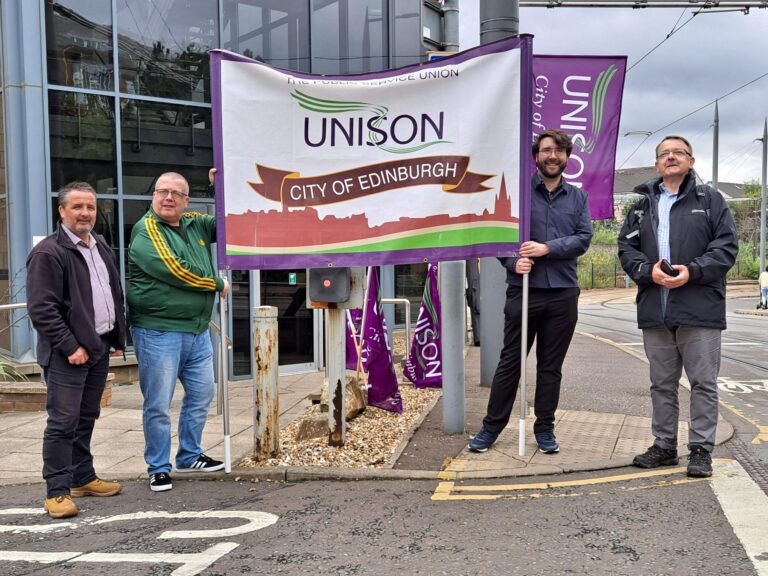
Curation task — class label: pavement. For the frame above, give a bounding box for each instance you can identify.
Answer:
[3,285,762,487]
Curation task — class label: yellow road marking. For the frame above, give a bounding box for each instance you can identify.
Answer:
[432,464,717,501]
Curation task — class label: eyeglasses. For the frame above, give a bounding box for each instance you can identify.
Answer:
[538,147,567,157]
[656,149,691,160]
[154,188,189,200]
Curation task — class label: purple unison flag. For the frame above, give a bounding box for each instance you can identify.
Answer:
[532,55,627,220]
[361,268,403,414]
[404,263,442,388]
[346,309,363,371]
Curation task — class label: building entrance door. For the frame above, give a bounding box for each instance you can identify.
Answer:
[260,269,313,366]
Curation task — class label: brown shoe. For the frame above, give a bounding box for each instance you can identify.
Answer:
[71,478,123,498]
[44,495,78,519]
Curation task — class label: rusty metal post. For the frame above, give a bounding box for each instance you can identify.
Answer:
[253,306,279,459]
[326,307,346,446]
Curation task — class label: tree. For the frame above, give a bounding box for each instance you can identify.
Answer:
[744,179,762,199]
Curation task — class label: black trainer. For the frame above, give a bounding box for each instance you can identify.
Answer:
[632,445,679,468]
[687,446,713,478]
[149,472,173,492]
[177,454,225,473]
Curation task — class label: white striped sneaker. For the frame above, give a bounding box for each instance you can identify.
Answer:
[177,454,224,473]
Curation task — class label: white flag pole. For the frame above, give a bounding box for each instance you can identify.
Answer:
[219,270,231,473]
[518,272,529,458]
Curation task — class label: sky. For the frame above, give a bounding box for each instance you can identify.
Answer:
[516,5,768,186]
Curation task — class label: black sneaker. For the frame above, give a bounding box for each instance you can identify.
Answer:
[177,454,225,473]
[632,445,679,468]
[149,472,173,492]
[687,446,713,478]
[535,431,560,454]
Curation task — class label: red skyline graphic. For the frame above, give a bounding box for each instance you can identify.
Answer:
[226,176,517,248]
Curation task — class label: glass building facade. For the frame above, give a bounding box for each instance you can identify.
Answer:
[0,0,438,375]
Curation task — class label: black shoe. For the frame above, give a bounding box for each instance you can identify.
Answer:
[177,454,225,473]
[687,446,713,478]
[149,472,173,492]
[632,445,679,468]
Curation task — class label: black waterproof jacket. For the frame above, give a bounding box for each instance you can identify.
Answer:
[26,225,127,367]
[618,172,738,329]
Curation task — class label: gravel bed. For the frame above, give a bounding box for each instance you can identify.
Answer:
[239,383,440,469]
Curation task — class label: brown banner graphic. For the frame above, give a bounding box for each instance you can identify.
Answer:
[248,156,493,208]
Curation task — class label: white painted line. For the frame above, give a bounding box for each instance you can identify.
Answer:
[0,551,81,563]
[710,459,768,576]
[0,508,76,533]
[70,543,240,576]
[91,510,279,539]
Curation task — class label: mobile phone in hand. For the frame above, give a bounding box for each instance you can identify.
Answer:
[660,259,679,277]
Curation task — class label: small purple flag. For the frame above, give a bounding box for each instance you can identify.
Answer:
[404,263,442,388]
[532,55,627,220]
[345,309,363,371]
[361,268,402,414]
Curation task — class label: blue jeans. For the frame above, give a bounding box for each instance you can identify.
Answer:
[761,287,768,307]
[132,327,215,474]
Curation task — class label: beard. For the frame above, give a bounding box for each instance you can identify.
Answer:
[536,157,567,179]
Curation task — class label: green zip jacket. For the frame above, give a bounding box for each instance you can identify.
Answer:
[127,208,224,334]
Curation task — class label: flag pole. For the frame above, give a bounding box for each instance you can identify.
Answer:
[218,270,231,473]
[518,272,529,457]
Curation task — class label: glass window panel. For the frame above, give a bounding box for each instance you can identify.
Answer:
[116,0,217,101]
[394,263,426,325]
[0,92,8,350]
[45,0,114,89]
[222,1,309,72]
[230,270,251,376]
[260,269,312,365]
[312,0,387,74]
[120,99,212,198]
[392,0,423,69]
[49,90,117,193]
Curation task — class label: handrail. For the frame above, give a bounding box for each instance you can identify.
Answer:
[381,298,411,358]
[0,303,27,311]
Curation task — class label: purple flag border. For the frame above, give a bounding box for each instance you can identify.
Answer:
[210,36,534,270]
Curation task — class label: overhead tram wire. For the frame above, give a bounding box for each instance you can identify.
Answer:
[626,6,704,73]
[619,70,768,168]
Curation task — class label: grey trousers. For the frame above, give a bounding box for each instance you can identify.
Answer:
[642,325,722,453]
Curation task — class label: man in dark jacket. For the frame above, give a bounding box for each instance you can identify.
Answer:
[619,135,738,478]
[469,129,593,454]
[26,182,126,519]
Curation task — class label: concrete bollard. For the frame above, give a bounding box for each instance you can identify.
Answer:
[253,306,279,460]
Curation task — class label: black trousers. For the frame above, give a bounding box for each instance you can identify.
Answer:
[483,286,579,435]
[43,341,110,497]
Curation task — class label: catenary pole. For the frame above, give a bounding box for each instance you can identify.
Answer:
[440,0,465,434]
[760,119,767,275]
[712,100,719,192]
[479,0,519,389]
[479,0,528,457]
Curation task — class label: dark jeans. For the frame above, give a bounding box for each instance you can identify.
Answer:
[43,341,110,497]
[483,286,579,435]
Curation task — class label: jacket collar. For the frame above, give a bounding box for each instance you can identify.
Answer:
[633,171,696,198]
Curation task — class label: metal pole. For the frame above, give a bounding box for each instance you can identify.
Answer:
[218,271,231,473]
[518,273,529,457]
[327,307,347,446]
[441,260,465,433]
[253,306,279,460]
[443,0,459,52]
[760,118,767,274]
[712,100,719,192]
[479,0,519,387]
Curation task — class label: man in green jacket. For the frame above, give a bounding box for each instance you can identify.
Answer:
[128,172,229,492]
